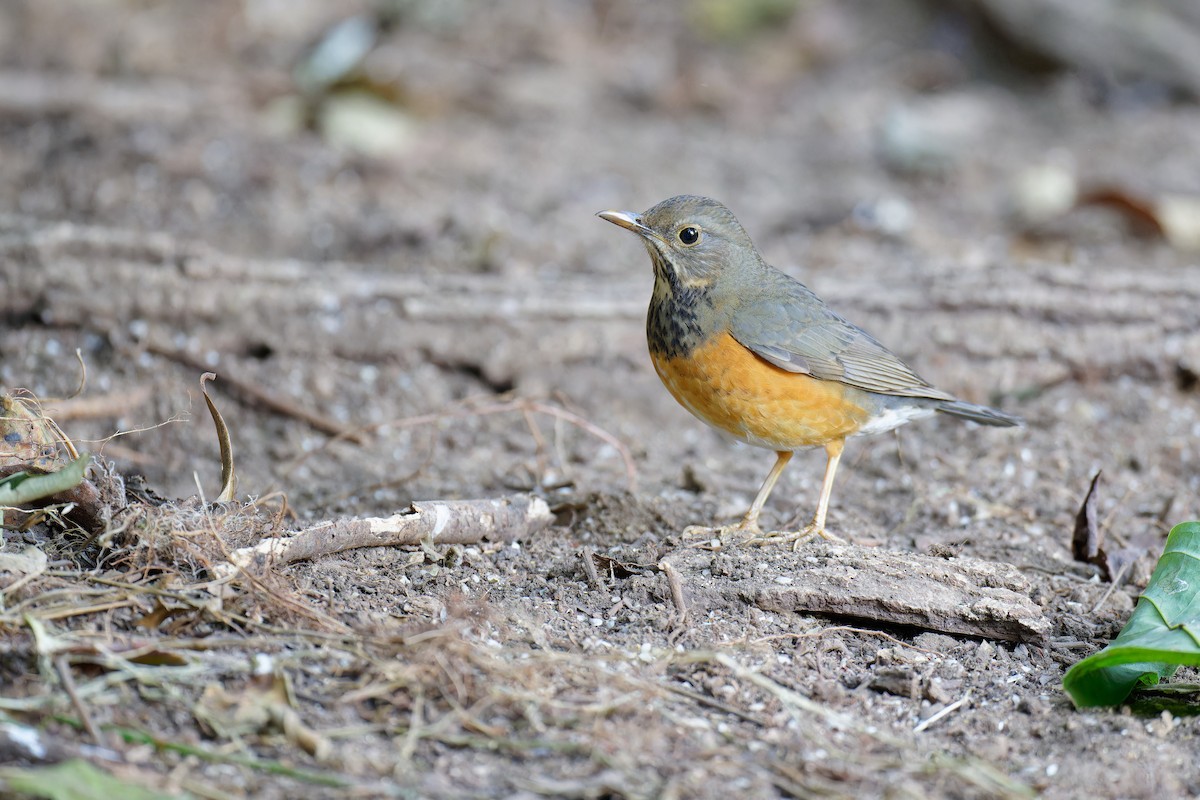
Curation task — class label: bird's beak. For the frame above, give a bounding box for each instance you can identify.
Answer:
[596,210,654,239]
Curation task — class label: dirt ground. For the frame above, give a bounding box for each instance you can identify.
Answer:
[3,2,1200,798]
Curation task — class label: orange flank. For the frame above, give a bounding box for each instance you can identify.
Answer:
[651,331,870,451]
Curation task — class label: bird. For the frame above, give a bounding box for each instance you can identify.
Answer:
[597,195,1021,546]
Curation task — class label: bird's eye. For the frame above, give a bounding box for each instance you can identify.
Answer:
[678,226,700,246]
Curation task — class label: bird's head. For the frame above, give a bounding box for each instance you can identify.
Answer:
[597,195,759,289]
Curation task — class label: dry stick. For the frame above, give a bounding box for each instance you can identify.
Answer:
[913,691,972,733]
[42,386,155,420]
[148,344,367,445]
[752,626,936,654]
[580,548,604,590]
[39,599,138,622]
[1090,559,1134,614]
[282,397,637,490]
[215,496,553,579]
[711,652,857,732]
[659,559,688,623]
[54,655,104,745]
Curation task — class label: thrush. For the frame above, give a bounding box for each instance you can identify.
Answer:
[598,195,1020,546]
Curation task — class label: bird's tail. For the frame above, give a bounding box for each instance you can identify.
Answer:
[936,399,1022,427]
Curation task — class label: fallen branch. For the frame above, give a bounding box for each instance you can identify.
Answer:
[216,495,552,579]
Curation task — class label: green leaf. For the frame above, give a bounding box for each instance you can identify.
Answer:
[0,759,177,800]
[0,453,90,506]
[1063,521,1200,708]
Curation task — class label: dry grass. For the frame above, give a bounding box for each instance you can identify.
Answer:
[0,482,1041,798]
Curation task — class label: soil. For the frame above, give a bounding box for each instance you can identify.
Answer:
[2,2,1200,799]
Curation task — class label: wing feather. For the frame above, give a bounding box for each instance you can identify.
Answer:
[729,270,955,401]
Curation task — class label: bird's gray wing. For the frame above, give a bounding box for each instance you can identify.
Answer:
[728,273,956,401]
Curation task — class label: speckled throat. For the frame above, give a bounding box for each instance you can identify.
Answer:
[645,251,722,360]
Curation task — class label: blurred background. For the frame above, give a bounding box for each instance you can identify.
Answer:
[2,0,1198,265]
[2,0,1199,536]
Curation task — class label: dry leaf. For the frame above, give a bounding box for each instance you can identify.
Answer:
[200,373,237,503]
[1071,470,1107,577]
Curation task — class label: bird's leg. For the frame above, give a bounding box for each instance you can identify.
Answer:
[751,439,847,549]
[683,450,792,542]
[813,440,844,530]
[791,438,847,548]
[735,450,793,534]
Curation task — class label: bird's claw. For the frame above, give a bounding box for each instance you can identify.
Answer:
[682,520,763,546]
[746,523,845,551]
[683,519,844,550]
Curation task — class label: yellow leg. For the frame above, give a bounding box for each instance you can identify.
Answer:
[738,450,793,532]
[809,438,844,536]
[685,443,849,549]
[749,439,847,550]
[684,450,792,542]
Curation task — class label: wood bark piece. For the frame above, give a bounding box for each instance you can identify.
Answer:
[666,543,1050,643]
[748,544,1050,643]
[215,495,552,580]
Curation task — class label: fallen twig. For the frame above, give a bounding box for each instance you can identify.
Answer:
[42,387,155,421]
[580,548,604,590]
[54,655,105,746]
[282,396,637,491]
[659,559,688,624]
[711,652,856,731]
[216,495,552,579]
[148,344,367,445]
[914,691,971,733]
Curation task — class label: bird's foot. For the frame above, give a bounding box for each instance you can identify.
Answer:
[747,523,845,551]
[682,519,764,546]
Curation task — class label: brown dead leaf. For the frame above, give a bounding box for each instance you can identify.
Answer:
[1070,470,1144,583]
[200,373,237,503]
[134,601,175,630]
[194,672,330,760]
[125,649,189,667]
[590,552,652,580]
[1071,470,1106,575]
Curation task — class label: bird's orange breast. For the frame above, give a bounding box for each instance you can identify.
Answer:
[651,331,870,450]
